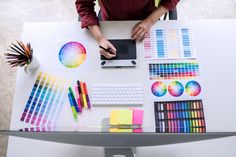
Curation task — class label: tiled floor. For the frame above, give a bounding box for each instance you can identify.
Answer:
[0,0,236,157]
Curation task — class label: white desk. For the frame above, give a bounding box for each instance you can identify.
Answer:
[7,20,236,157]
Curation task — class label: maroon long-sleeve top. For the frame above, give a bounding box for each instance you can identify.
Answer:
[75,0,179,28]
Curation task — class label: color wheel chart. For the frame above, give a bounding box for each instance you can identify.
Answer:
[149,62,200,80]
[185,81,201,96]
[150,80,202,99]
[143,27,195,59]
[20,72,68,126]
[59,41,86,68]
[168,81,184,97]
[154,100,206,133]
[151,81,167,97]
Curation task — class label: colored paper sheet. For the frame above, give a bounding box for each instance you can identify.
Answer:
[130,108,144,125]
[110,110,133,125]
[109,128,133,133]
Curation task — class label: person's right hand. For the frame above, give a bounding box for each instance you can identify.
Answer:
[98,38,117,59]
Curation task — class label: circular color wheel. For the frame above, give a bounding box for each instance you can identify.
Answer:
[151,81,167,97]
[185,81,201,96]
[59,41,86,68]
[168,81,184,97]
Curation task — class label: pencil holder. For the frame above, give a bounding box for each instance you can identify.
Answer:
[24,55,40,73]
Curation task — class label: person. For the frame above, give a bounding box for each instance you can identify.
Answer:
[75,0,179,59]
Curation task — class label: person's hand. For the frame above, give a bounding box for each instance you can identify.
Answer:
[131,19,153,42]
[98,38,117,59]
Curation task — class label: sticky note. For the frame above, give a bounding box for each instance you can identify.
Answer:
[110,110,133,125]
[130,108,144,125]
[110,110,118,125]
[109,128,132,133]
[133,128,143,133]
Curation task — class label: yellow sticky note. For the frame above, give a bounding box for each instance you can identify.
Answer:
[109,128,132,133]
[110,110,133,125]
[110,110,119,125]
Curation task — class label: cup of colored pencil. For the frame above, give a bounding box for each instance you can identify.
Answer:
[4,41,39,73]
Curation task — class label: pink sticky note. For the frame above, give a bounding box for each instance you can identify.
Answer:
[130,108,144,125]
[133,128,143,133]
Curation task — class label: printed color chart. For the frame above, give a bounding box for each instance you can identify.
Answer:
[19,126,55,132]
[149,62,200,80]
[20,72,68,126]
[151,80,202,98]
[143,28,195,59]
[59,41,86,68]
[154,100,206,133]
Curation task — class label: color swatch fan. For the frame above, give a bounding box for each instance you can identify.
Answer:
[59,41,86,68]
[20,72,68,126]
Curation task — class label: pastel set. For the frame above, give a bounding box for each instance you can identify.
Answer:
[154,100,206,133]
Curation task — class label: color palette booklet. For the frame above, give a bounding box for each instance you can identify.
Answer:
[143,25,196,59]
[20,72,69,127]
[148,60,204,101]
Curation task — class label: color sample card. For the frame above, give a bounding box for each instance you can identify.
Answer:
[59,41,86,68]
[143,31,153,58]
[143,28,195,59]
[19,126,55,132]
[150,80,202,101]
[149,61,200,80]
[154,100,206,133]
[20,72,68,126]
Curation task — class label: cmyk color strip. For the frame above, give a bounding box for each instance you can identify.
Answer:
[52,87,68,125]
[41,78,61,126]
[154,100,206,133]
[143,31,153,58]
[25,73,48,123]
[30,75,52,125]
[20,72,42,121]
[156,29,165,58]
[35,76,56,126]
[181,28,192,57]
[47,80,66,126]
[149,62,200,80]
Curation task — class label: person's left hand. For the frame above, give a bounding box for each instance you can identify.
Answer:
[131,19,153,42]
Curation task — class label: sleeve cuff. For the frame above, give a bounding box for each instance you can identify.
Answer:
[159,0,179,11]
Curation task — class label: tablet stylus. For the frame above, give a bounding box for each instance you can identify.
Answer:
[99,45,114,54]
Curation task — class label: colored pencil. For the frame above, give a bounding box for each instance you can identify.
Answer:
[4,41,33,67]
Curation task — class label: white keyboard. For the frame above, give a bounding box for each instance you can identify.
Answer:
[92,83,144,106]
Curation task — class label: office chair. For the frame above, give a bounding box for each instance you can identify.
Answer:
[164,8,178,20]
